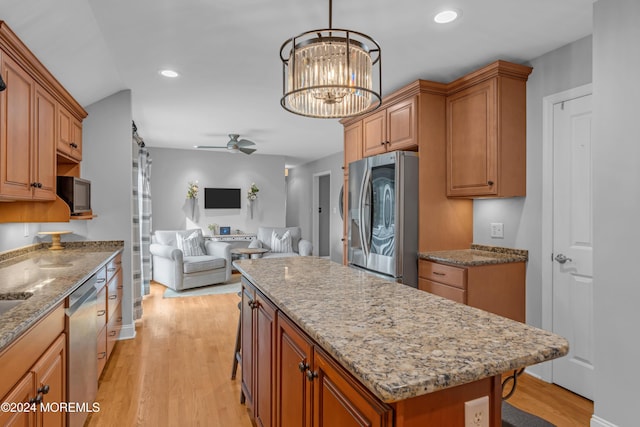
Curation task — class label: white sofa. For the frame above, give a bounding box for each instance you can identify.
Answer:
[150,229,231,291]
[252,226,312,258]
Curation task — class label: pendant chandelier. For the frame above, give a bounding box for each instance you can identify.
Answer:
[279,0,382,119]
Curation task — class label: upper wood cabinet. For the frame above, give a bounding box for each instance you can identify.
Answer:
[57,106,82,162]
[343,121,362,174]
[362,96,417,157]
[0,53,56,201]
[0,21,87,220]
[446,61,532,198]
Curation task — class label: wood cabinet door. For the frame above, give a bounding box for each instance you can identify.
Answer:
[362,109,387,157]
[56,106,72,156]
[241,281,256,413]
[386,96,417,151]
[70,118,82,161]
[344,121,362,171]
[276,314,313,427]
[33,334,65,427]
[0,372,36,427]
[255,292,276,427]
[447,78,498,197]
[312,348,392,427]
[0,53,34,200]
[33,85,56,201]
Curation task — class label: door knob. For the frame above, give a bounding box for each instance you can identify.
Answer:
[554,253,572,264]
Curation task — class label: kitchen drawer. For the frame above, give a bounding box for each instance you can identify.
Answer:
[96,285,107,330]
[419,260,467,289]
[97,325,107,379]
[106,303,122,359]
[418,278,466,304]
[106,253,122,282]
[107,268,123,320]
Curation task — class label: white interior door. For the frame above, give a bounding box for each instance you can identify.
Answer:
[551,93,594,400]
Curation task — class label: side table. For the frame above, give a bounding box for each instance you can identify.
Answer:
[230,247,269,259]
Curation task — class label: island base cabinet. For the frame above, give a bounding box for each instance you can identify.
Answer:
[313,348,393,427]
[390,375,502,427]
[241,277,277,427]
[275,314,313,427]
[275,313,392,427]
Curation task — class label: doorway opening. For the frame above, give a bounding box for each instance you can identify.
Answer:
[312,171,331,258]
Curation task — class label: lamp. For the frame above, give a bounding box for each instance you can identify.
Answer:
[280,0,382,118]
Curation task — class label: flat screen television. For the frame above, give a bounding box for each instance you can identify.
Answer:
[204,188,241,209]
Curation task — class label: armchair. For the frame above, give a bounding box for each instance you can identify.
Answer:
[253,226,312,258]
[150,229,231,291]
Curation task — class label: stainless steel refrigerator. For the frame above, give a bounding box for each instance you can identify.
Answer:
[347,151,418,287]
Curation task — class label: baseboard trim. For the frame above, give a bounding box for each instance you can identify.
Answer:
[118,323,136,340]
[591,415,618,427]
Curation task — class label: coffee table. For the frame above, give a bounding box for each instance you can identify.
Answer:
[231,247,269,259]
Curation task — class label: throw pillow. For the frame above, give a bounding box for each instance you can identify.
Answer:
[176,230,206,257]
[270,230,293,253]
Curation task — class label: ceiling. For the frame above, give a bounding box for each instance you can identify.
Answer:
[0,0,593,167]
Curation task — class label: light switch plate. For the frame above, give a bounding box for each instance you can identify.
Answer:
[490,223,504,238]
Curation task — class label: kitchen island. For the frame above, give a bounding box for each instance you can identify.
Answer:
[234,256,568,426]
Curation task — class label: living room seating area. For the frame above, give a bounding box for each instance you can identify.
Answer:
[150,229,232,291]
[250,226,312,258]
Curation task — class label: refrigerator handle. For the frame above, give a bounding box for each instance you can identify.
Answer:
[360,168,372,258]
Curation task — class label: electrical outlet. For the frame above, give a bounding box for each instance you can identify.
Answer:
[23,223,29,237]
[465,396,489,427]
[490,222,504,238]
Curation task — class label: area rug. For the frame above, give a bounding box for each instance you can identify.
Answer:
[502,401,555,427]
[163,278,241,298]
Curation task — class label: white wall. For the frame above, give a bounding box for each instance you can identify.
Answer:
[148,148,286,233]
[591,1,640,425]
[473,36,593,337]
[286,151,343,264]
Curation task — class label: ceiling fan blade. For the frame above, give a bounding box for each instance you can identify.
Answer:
[239,147,256,155]
[237,139,256,147]
[194,145,228,149]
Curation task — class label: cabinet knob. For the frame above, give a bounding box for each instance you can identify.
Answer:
[380,141,385,146]
[109,331,117,337]
[306,370,318,382]
[487,180,494,186]
[109,295,117,300]
[298,361,309,372]
[30,182,38,188]
[70,142,78,149]
[97,310,106,316]
[98,351,107,360]
[37,384,50,395]
[29,394,43,405]
[249,300,259,309]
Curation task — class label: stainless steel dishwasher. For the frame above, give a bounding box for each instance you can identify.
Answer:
[66,272,100,427]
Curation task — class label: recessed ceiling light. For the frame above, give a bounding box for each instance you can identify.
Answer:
[159,69,179,78]
[434,10,460,24]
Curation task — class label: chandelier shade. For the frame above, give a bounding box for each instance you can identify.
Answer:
[279,2,382,119]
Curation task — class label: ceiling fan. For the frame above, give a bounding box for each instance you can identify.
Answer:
[195,134,257,155]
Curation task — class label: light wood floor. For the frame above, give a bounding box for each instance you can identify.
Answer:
[88,282,592,426]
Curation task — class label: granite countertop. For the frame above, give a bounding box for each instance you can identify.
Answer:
[234,257,567,403]
[418,244,529,266]
[0,241,124,353]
